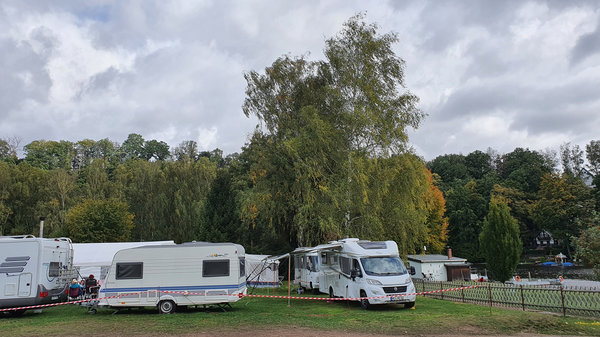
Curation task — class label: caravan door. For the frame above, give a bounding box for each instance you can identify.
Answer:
[18,273,32,297]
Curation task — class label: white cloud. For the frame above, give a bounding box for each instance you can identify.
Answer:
[1,0,599,161]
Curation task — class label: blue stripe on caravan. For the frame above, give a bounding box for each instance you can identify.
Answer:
[100,282,246,293]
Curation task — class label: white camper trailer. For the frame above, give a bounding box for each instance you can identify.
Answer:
[318,238,416,309]
[98,242,247,313]
[292,247,321,292]
[0,236,74,313]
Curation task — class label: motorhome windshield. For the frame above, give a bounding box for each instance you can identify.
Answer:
[360,257,407,276]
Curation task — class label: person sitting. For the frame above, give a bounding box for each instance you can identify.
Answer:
[85,274,99,298]
[68,279,83,299]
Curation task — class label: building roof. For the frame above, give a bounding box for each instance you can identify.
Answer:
[407,254,467,263]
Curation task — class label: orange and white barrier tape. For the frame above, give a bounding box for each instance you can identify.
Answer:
[0,291,143,312]
[0,285,482,312]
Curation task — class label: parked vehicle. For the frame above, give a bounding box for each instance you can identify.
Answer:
[98,242,247,313]
[0,235,75,314]
[318,238,416,309]
[292,246,321,293]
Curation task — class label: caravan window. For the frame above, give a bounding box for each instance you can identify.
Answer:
[116,262,143,279]
[239,258,245,277]
[203,260,230,277]
[49,262,61,277]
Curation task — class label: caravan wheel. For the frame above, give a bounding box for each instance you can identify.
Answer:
[158,300,176,314]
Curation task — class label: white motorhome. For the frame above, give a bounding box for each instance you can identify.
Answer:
[98,242,247,313]
[0,236,74,313]
[292,247,321,293]
[318,238,416,309]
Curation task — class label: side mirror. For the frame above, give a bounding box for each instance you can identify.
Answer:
[350,269,357,280]
[409,266,416,276]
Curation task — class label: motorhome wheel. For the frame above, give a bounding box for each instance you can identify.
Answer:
[404,301,415,309]
[329,287,335,299]
[158,300,176,314]
[359,291,370,310]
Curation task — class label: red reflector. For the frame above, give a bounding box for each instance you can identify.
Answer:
[39,291,48,297]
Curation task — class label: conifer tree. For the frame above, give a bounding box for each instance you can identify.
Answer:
[479,198,522,281]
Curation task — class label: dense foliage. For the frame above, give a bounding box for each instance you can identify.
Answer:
[427,143,600,265]
[479,199,522,281]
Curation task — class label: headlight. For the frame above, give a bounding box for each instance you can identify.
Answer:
[366,278,382,285]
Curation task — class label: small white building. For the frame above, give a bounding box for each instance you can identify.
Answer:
[408,253,469,282]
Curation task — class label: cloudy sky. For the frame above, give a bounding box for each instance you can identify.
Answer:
[1,0,599,161]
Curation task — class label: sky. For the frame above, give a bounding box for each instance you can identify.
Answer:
[1,0,599,161]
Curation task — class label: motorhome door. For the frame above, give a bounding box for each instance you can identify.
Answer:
[18,273,32,297]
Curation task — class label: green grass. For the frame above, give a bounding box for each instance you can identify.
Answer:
[1,287,599,336]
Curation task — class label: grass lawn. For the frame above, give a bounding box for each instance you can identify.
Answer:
[2,287,599,336]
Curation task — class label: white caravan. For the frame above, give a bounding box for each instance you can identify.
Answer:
[318,238,416,309]
[0,236,74,313]
[292,247,321,293]
[98,242,246,313]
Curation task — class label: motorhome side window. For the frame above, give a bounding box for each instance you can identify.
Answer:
[239,257,245,277]
[339,256,351,275]
[321,253,327,265]
[116,262,143,279]
[48,262,61,277]
[203,259,230,277]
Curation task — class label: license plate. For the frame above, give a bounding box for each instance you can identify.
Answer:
[51,296,59,300]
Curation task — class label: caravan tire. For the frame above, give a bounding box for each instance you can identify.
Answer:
[404,301,415,309]
[158,300,176,314]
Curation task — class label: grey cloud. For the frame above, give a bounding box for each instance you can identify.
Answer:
[571,16,600,66]
[435,77,600,137]
[0,38,52,114]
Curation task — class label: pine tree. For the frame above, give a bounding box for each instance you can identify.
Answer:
[479,198,522,281]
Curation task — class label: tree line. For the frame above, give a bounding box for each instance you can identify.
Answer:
[427,142,600,275]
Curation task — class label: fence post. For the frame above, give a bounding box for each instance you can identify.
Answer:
[488,283,492,315]
[520,285,525,311]
[440,281,444,300]
[461,283,465,303]
[560,285,566,317]
[422,278,425,294]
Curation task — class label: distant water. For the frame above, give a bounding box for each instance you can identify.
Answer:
[471,263,596,281]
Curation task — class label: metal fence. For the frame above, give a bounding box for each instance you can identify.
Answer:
[415,279,600,318]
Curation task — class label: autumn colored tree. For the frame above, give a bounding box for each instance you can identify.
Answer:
[423,169,449,253]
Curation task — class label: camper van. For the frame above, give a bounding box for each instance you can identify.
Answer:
[0,236,74,313]
[318,238,416,309]
[98,242,246,313]
[292,247,321,293]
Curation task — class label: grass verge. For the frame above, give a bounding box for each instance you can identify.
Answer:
[1,287,599,336]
